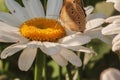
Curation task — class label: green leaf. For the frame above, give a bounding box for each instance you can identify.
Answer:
[0,0,9,12]
[0,60,3,72]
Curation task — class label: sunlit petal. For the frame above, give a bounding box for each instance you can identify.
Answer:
[0,43,26,59]
[59,32,91,46]
[112,34,120,44]
[18,48,37,71]
[85,6,94,16]
[85,28,112,45]
[0,31,28,43]
[60,48,82,67]
[51,54,68,66]
[0,12,21,26]
[61,44,94,53]
[102,21,120,35]
[5,0,28,22]
[105,15,120,23]
[39,42,62,55]
[100,68,120,80]
[46,0,63,19]
[112,40,120,51]
[0,21,18,31]
[114,2,120,12]
[29,0,45,17]
[86,13,105,30]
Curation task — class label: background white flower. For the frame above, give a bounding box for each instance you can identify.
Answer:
[102,0,120,51]
[85,6,112,45]
[100,68,120,80]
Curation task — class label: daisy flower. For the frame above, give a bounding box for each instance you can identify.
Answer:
[0,0,92,71]
[102,0,120,51]
[100,68,120,80]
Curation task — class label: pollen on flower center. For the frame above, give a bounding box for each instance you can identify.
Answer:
[19,18,66,42]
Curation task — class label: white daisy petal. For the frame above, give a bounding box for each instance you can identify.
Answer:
[105,15,120,23]
[5,0,28,22]
[85,19,104,31]
[76,46,95,53]
[106,0,119,3]
[46,0,63,19]
[60,48,82,67]
[53,0,63,19]
[22,0,33,18]
[0,31,28,43]
[114,2,120,12]
[39,42,62,55]
[64,27,77,35]
[112,34,120,44]
[0,22,28,43]
[0,12,21,26]
[100,68,120,80]
[102,21,120,35]
[112,40,120,51]
[85,6,94,16]
[86,19,104,31]
[27,41,40,48]
[85,28,112,45]
[59,32,91,46]
[86,13,105,21]
[29,0,45,17]
[85,28,102,39]
[0,43,26,59]
[21,7,30,19]
[86,13,105,30]
[0,21,18,31]
[51,54,68,66]
[18,48,37,71]
[61,44,94,53]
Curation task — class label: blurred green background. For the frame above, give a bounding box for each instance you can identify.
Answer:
[0,0,120,80]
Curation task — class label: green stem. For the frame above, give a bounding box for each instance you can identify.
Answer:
[34,1,47,80]
[58,66,62,80]
[44,56,47,80]
[117,53,120,62]
[4,62,9,72]
[34,50,44,80]
[66,64,72,80]
[43,0,47,11]
[78,52,85,80]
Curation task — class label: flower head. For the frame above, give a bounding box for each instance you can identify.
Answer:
[84,6,111,44]
[0,0,93,71]
[102,0,120,51]
[100,68,120,80]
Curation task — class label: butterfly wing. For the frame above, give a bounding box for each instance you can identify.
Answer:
[60,0,86,32]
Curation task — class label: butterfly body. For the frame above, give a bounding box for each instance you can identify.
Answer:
[60,0,86,32]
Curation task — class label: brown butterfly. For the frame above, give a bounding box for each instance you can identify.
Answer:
[60,0,86,32]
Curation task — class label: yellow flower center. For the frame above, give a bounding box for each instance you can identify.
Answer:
[20,18,66,42]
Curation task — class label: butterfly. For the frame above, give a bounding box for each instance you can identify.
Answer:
[60,0,86,32]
